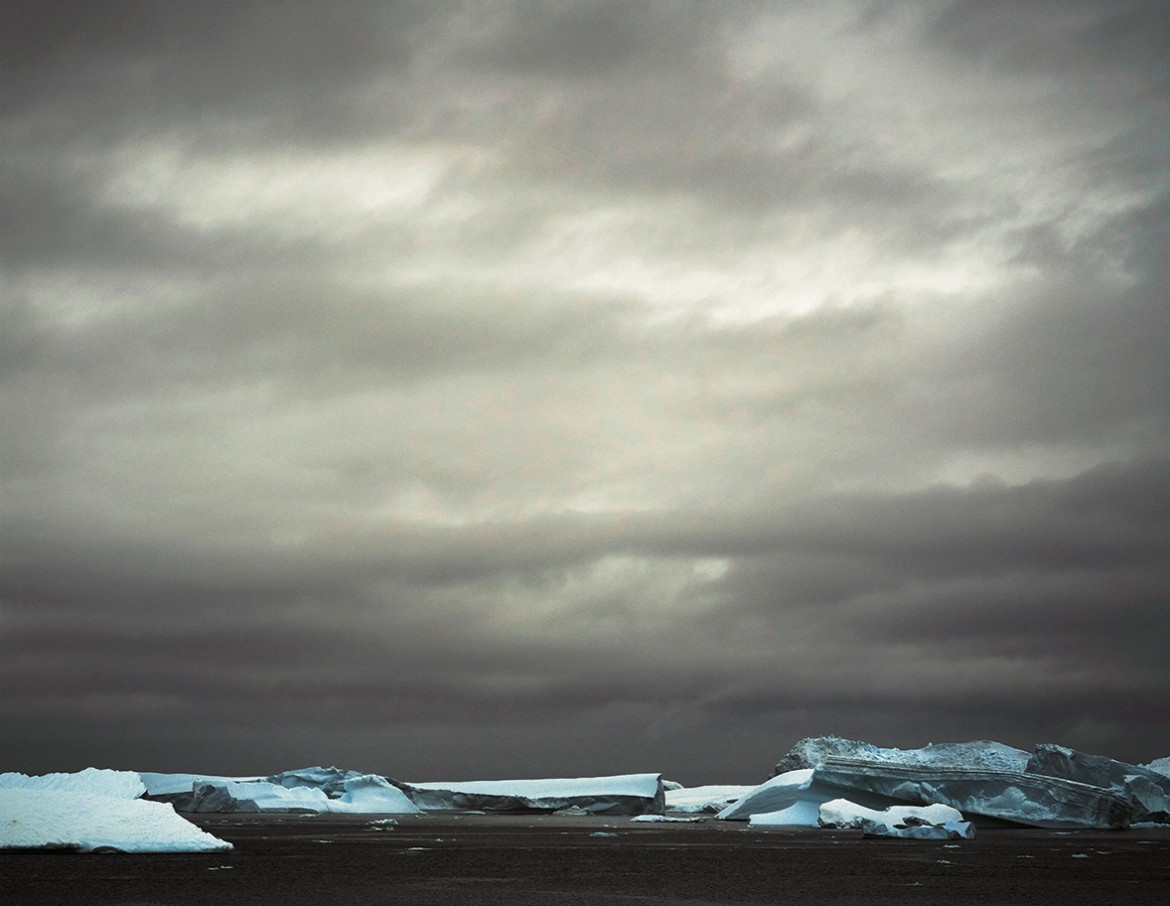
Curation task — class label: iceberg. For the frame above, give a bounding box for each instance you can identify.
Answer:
[0,768,146,800]
[717,769,903,822]
[266,765,368,797]
[187,779,335,813]
[814,755,1131,829]
[397,774,666,815]
[1142,756,1170,778]
[140,771,262,808]
[331,774,421,814]
[1026,744,1170,824]
[665,785,754,814]
[817,798,975,839]
[772,736,1031,776]
[0,788,231,853]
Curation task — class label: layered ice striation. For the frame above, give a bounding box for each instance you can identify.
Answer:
[759,737,1140,829]
[1025,744,1170,824]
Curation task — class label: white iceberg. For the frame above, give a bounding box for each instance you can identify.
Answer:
[0,768,146,800]
[717,769,901,822]
[399,773,665,815]
[0,789,231,853]
[818,798,975,839]
[665,785,753,814]
[331,774,421,814]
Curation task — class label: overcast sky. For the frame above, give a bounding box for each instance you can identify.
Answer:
[2,1,1167,784]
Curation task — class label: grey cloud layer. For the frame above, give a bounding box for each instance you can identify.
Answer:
[2,1,1167,780]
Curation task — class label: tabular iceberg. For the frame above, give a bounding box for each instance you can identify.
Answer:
[397,773,666,815]
[0,788,231,853]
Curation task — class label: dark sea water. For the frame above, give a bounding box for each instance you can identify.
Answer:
[2,814,1167,905]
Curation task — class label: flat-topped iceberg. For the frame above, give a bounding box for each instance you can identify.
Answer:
[0,788,231,853]
[398,773,665,815]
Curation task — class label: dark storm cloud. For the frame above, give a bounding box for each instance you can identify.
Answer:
[928,0,1170,88]
[1,0,423,141]
[2,1,1168,780]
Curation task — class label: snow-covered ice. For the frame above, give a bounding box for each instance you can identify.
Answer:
[717,769,899,822]
[0,789,231,853]
[630,814,706,823]
[665,785,753,814]
[332,774,421,814]
[745,799,823,827]
[0,768,146,800]
[817,798,975,839]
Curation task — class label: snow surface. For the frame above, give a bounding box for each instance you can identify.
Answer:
[818,798,974,840]
[717,769,898,822]
[745,800,823,827]
[0,789,231,853]
[818,799,964,829]
[332,774,421,814]
[665,785,753,814]
[406,774,661,798]
[0,768,145,800]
